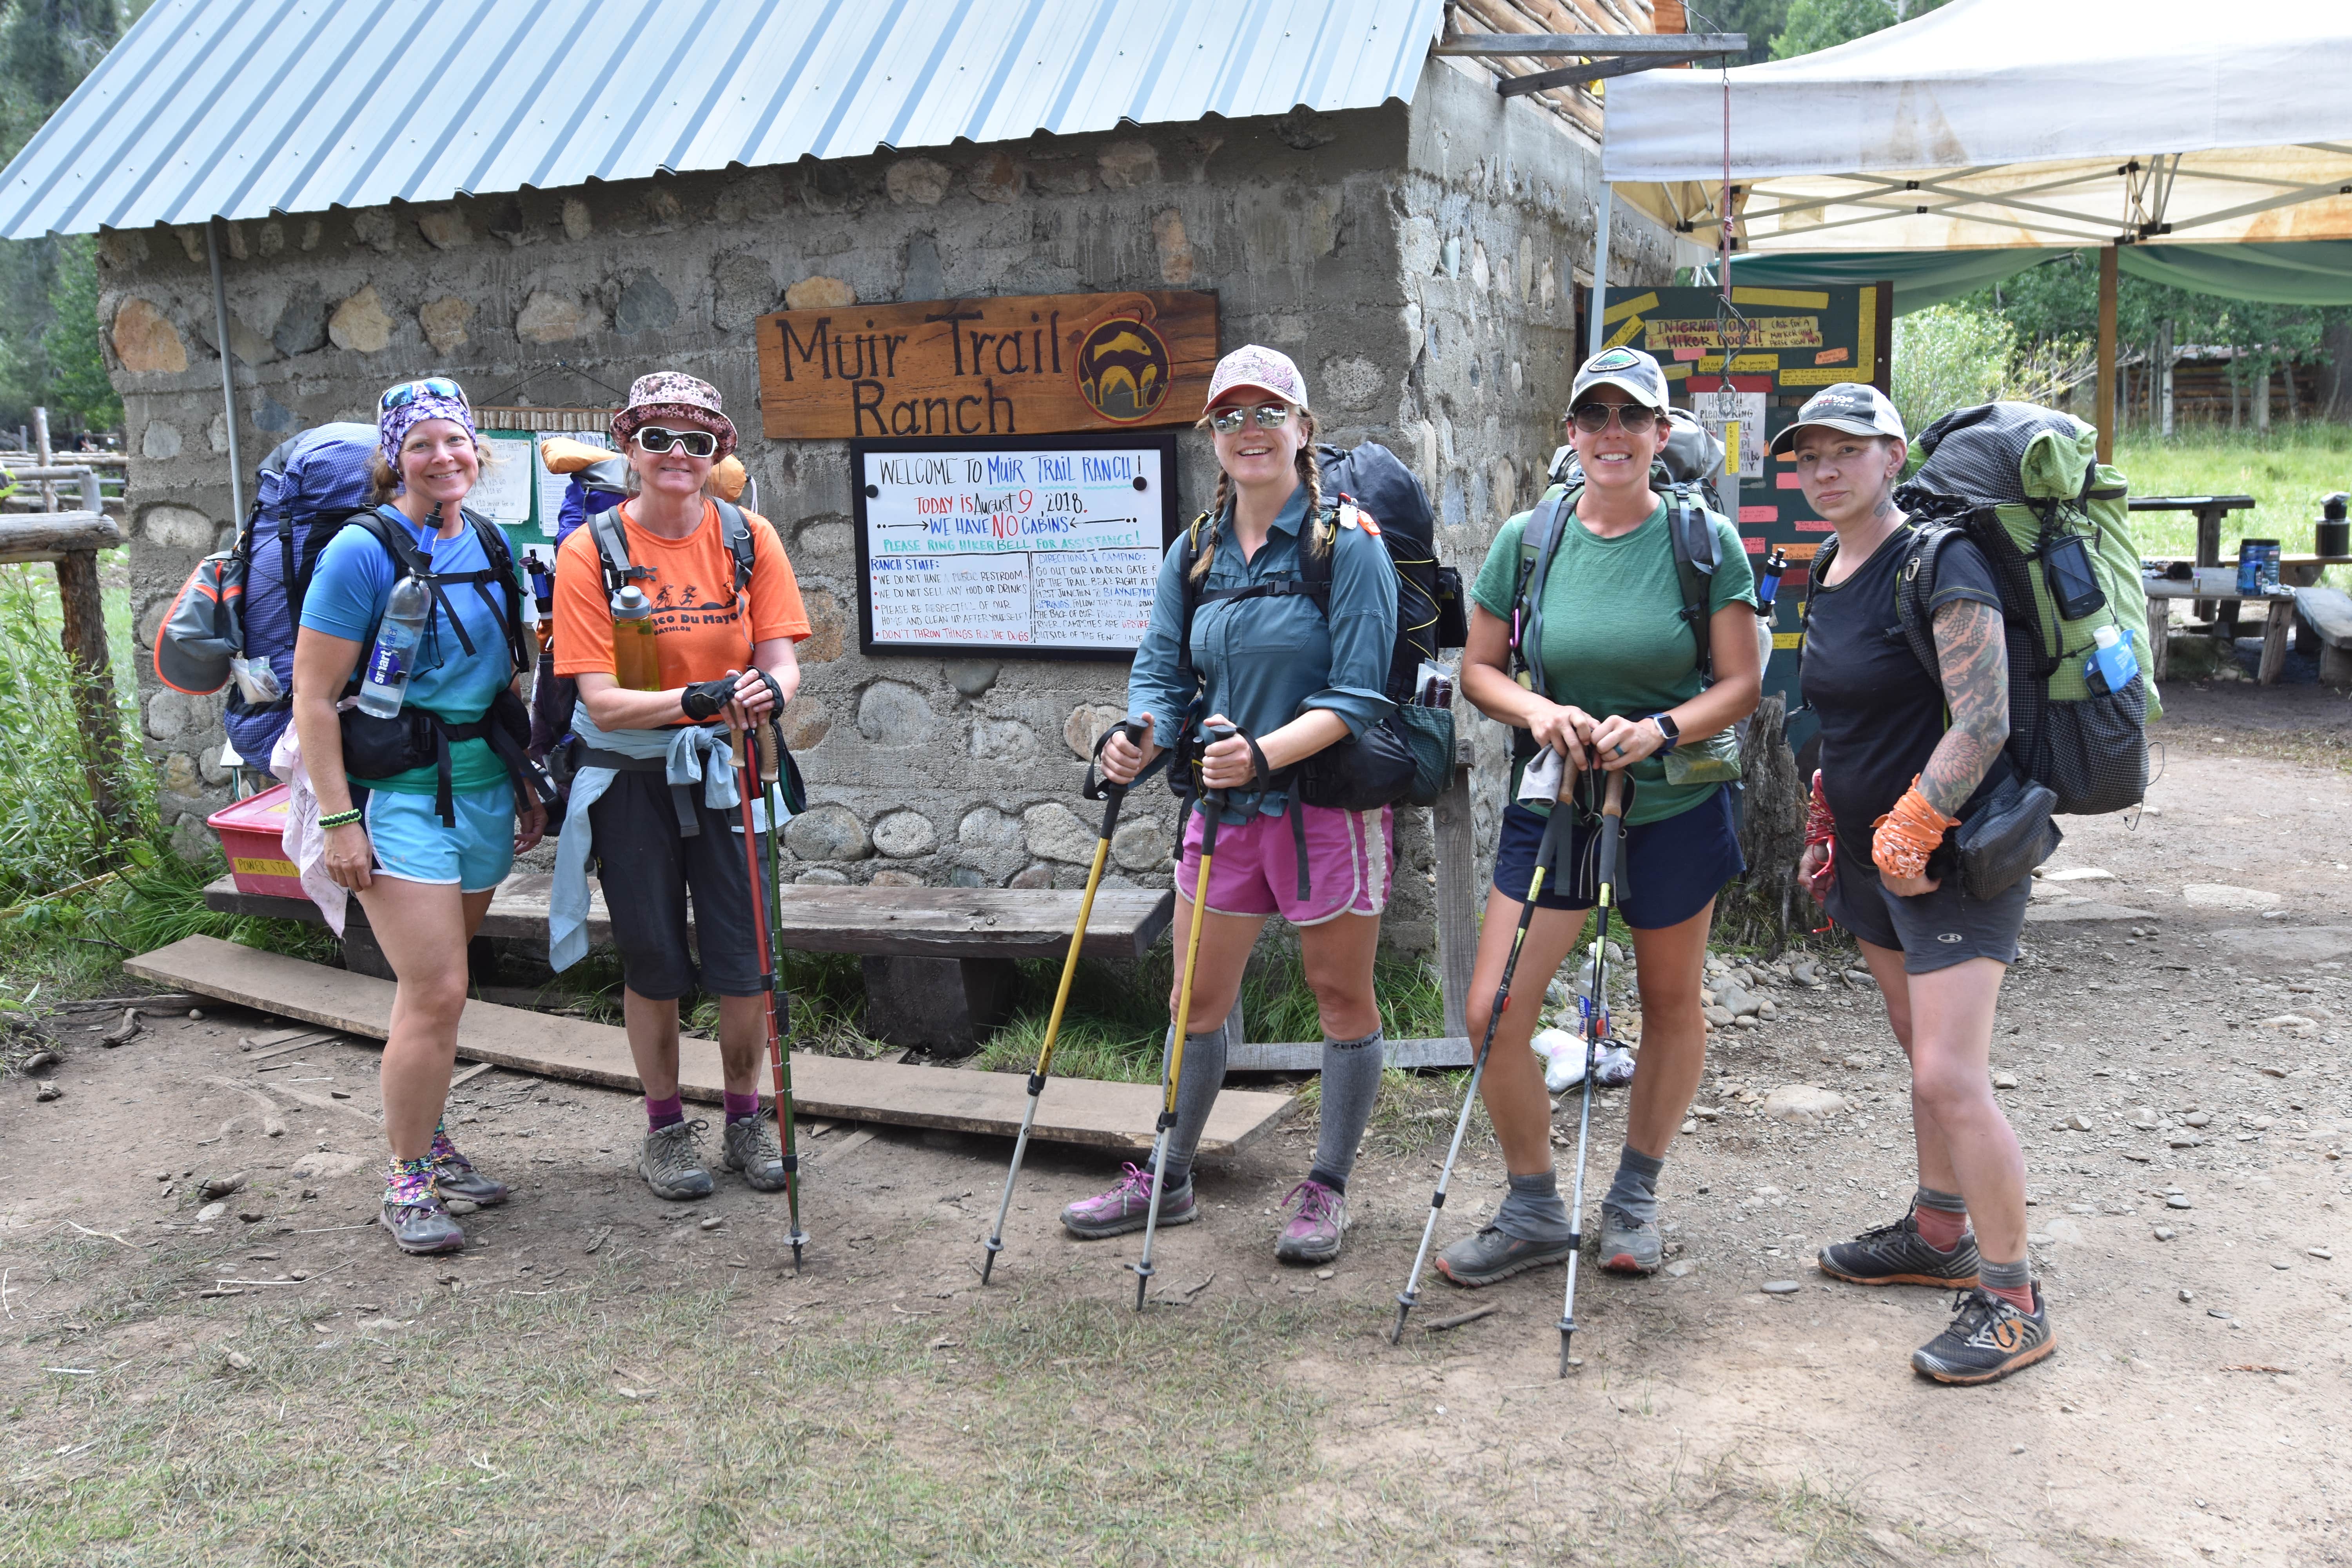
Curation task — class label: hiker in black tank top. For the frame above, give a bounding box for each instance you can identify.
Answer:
[1784,382,2054,1386]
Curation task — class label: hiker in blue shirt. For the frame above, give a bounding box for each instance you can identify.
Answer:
[1069,345,1397,1267]
[291,379,541,1259]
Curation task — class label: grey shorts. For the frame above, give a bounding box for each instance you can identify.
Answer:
[1822,840,2030,974]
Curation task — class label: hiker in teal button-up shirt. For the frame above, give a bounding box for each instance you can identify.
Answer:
[1066,344,1400,1275]
[1123,481,1397,823]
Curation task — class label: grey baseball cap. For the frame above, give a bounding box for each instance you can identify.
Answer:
[1768,381,1906,456]
[1569,346,1671,412]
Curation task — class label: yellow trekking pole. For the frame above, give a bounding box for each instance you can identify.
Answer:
[1134,720,1234,1311]
[981,719,1147,1285]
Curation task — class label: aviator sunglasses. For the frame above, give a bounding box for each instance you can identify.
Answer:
[1209,402,1293,434]
[380,376,466,411]
[633,425,719,459]
[1569,401,1661,434]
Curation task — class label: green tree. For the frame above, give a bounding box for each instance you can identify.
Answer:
[1771,0,1951,58]
[1681,0,1792,65]
[40,232,117,428]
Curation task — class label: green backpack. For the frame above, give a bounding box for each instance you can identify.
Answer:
[1840,402,2158,817]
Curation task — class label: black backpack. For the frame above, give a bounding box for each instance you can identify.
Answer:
[1169,442,1467,819]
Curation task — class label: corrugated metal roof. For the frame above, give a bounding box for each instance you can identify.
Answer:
[0,0,1446,239]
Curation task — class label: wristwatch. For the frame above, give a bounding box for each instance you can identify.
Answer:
[1649,713,1681,752]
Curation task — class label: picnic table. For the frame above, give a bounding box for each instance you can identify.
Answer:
[2143,577,2297,685]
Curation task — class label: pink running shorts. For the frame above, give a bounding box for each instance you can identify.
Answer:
[1175,802,1394,925]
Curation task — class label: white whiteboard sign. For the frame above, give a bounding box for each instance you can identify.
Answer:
[855,441,1174,657]
[472,429,537,526]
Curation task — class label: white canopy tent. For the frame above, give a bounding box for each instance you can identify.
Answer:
[1594,0,2352,457]
[1601,0,2352,252]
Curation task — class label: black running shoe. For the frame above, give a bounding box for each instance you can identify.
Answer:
[1817,1209,1980,1289]
[1911,1285,2056,1385]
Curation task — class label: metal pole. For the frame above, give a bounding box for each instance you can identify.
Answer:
[206,218,245,521]
[1588,184,1615,359]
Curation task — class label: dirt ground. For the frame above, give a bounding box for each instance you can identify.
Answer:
[5,683,2351,1566]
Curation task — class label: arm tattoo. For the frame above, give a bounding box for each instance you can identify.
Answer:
[1920,598,2009,815]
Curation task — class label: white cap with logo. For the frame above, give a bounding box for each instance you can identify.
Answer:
[1768,381,1906,456]
[1569,346,1671,412]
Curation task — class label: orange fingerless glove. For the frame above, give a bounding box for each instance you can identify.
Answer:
[1870,776,1960,880]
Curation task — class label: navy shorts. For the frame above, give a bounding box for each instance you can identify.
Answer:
[1822,840,2030,974]
[587,770,768,1001]
[1492,786,1744,931]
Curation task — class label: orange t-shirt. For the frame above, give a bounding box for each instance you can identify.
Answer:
[552,501,810,688]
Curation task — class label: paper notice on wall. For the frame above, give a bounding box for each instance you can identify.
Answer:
[472,429,537,527]
[1692,387,1766,481]
[860,444,1166,653]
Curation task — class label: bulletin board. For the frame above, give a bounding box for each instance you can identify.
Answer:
[850,433,1183,660]
[473,406,617,554]
[1579,281,1894,748]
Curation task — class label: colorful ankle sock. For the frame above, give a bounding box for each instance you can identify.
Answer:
[1978,1256,2036,1314]
[646,1093,685,1131]
[1913,1185,1970,1252]
[428,1117,461,1165]
[723,1091,760,1125]
[385,1154,437,1207]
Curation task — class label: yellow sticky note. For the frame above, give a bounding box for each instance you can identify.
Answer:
[1732,287,1830,309]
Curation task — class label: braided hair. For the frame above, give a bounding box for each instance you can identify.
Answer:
[1190,405,1325,584]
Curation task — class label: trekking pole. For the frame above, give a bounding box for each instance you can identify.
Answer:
[729,722,805,1273]
[1557,765,1629,1376]
[1390,751,1578,1344]
[752,714,808,1272]
[1134,720,1234,1312]
[983,719,1148,1285]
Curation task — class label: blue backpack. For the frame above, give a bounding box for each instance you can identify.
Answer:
[221,423,380,761]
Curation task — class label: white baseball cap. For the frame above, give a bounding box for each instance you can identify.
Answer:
[1768,382,1906,456]
[1204,344,1310,411]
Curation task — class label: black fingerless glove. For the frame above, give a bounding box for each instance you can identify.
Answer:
[680,675,737,721]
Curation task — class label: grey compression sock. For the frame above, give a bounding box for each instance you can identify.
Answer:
[1601,1143,1666,1226]
[1915,1185,1968,1214]
[1306,1029,1384,1193]
[1156,1027,1230,1193]
[1494,1168,1575,1243]
[1978,1256,2033,1298]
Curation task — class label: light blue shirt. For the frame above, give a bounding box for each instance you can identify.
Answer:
[1125,486,1397,822]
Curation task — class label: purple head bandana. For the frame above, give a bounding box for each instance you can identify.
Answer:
[377,377,478,486]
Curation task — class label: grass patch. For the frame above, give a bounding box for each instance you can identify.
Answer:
[2116,423,2352,565]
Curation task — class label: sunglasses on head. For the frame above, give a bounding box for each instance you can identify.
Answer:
[381,377,465,412]
[633,425,719,459]
[1209,402,1292,434]
[1568,401,1661,434]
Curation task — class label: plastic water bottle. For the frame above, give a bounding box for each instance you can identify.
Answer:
[356,574,430,718]
[2088,624,2138,694]
[611,583,661,691]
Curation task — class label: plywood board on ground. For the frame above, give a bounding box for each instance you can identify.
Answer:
[128,936,1290,1156]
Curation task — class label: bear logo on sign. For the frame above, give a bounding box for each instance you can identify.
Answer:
[1074,317,1171,423]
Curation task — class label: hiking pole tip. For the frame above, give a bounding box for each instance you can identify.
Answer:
[1390,1290,1417,1345]
[1557,1318,1577,1377]
[1132,1259,1154,1312]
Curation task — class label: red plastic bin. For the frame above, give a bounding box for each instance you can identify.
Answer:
[207,783,306,898]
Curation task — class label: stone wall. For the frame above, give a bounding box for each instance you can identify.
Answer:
[103,58,1682,953]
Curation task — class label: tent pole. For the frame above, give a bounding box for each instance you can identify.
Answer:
[1589,183,1614,358]
[2096,242,2118,466]
[207,218,245,522]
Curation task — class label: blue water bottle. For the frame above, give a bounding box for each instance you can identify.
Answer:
[2087,625,2138,694]
[356,574,431,718]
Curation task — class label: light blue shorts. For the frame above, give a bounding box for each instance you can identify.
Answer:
[361,781,515,893]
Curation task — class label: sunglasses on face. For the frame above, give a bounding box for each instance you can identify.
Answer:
[1569,401,1661,434]
[634,426,719,459]
[381,376,466,411]
[1209,403,1292,434]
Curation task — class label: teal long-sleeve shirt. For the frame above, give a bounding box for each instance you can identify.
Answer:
[1125,485,1398,823]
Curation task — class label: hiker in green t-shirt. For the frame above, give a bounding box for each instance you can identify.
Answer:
[1438,347,1760,1291]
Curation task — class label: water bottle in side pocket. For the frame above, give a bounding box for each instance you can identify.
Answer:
[357,574,430,718]
[2085,624,2138,695]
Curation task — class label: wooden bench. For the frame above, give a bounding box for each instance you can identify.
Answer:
[2144,578,2298,684]
[2293,586,2352,687]
[204,874,1172,1055]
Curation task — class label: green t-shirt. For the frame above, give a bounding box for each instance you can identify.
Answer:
[1471,492,1757,826]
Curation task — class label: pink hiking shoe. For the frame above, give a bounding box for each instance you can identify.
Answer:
[1274,1178,1348,1265]
[1060,1163,1196,1240]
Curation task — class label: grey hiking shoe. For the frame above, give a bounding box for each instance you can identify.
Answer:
[1818,1209,1981,1289]
[1597,1205,1661,1275]
[639,1119,714,1201]
[431,1151,511,1207]
[721,1113,790,1193]
[381,1192,465,1255]
[1274,1178,1347,1265]
[1436,1224,1576,1288]
[1912,1285,2055,1384]
[1060,1163,1195,1240]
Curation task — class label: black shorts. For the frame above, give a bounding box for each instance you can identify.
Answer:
[1491,786,1744,931]
[1822,840,2030,974]
[587,770,768,1000]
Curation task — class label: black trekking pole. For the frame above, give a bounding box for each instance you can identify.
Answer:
[727,720,806,1274]
[1390,751,1579,1343]
[751,715,809,1273]
[1134,720,1234,1312]
[1557,765,1629,1376]
[982,719,1148,1285]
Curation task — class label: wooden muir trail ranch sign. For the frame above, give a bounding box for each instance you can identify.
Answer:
[756,290,1219,439]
